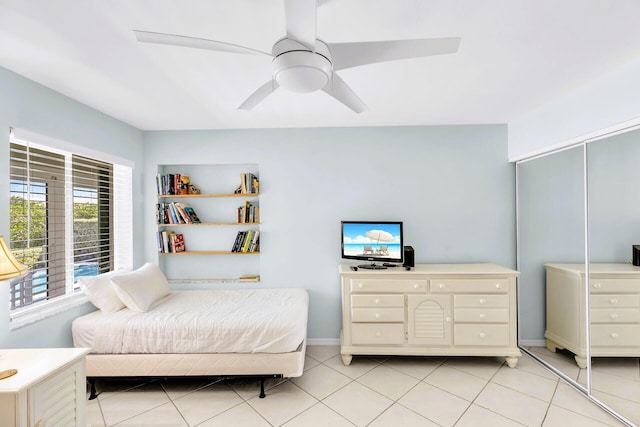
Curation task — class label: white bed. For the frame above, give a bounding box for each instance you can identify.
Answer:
[71,264,309,398]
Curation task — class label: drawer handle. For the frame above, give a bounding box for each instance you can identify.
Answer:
[610,313,619,320]
[439,283,445,289]
[375,313,381,319]
[414,283,420,289]
[374,298,381,304]
[479,332,486,339]
[610,298,618,304]
[375,331,382,337]
[479,313,486,319]
[495,283,502,289]
[479,298,487,304]
[593,283,602,289]
[445,317,451,323]
[611,332,619,339]
[358,283,364,289]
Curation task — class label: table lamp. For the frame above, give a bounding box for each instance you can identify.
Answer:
[0,235,27,380]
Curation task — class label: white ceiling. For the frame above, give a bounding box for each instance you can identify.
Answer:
[1,0,640,131]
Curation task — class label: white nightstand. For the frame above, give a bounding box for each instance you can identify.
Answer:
[0,348,90,427]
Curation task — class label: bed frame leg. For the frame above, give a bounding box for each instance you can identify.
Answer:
[88,378,98,400]
[259,378,266,398]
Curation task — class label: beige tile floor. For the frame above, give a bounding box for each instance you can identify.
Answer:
[86,346,629,426]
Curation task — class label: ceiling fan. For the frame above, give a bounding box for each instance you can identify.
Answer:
[134,0,460,113]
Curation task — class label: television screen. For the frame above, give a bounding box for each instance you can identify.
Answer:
[341,221,403,268]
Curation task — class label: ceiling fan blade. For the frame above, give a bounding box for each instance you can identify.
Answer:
[322,73,368,113]
[133,30,271,56]
[284,0,317,50]
[330,37,461,71]
[238,80,280,110]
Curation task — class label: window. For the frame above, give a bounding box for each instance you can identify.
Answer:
[8,128,132,326]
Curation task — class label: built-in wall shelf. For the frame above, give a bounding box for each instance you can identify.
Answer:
[155,164,260,281]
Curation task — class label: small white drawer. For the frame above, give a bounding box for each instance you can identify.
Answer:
[454,294,509,308]
[351,294,404,308]
[350,279,427,293]
[591,325,640,347]
[454,324,509,346]
[352,308,404,322]
[454,308,509,323]
[431,278,509,294]
[590,278,640,293]
[590,294,639,308]
[352,323,405,345]
[590,308,640,324]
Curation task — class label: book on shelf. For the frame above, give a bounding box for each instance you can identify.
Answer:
[171,233,185,252]
[182,205,201,223]
[156,202,201,225]
[231,230,260,253]
[156,173,196,195]
[156,231,186,253]
[237,200,260,223]
[238,172,259,194]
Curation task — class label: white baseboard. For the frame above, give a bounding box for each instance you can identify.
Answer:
[519,339,546,347]
[307,338,340,346]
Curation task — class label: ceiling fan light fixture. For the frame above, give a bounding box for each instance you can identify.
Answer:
[272,50,332,93]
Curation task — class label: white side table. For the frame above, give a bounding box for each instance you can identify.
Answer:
[0,348,90,427]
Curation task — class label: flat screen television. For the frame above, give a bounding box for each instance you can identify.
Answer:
[341,221,403,269]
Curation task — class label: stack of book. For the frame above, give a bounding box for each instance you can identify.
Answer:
[238,173,259,194]
[157,231,186,253]
[156,202,201,224]
[237,200,260,223]
[156,173,190,195]
[231,230,260,253]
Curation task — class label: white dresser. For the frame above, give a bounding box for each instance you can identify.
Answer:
[339,263,521,367]
[545,263,640,368]
[0,348,90,427]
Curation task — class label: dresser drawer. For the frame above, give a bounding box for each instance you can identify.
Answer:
[351,294,404,308]
[431,278,509,294]
[591,308,640,324]
[352,308,405,322]
[590,294,639,308]
[454,324,509,346]
[454,294,509,308]
[590,278,640,293]
[352,323,405,345]
[455,308,509,323]
[591,325,640,347]
[350,278,427,293]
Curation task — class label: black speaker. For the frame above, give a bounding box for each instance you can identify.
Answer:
[403,246,415,268]
[633,245,640,266]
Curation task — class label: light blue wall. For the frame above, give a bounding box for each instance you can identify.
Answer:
[144,126,516,339]
[0,67,144,348]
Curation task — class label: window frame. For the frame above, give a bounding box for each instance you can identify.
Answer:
[7,128,133,329]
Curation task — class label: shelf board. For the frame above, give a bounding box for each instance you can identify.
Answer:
[158,193,259,199]
[159,251,260,255]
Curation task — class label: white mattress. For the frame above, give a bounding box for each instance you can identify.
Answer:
[72,288,308,354]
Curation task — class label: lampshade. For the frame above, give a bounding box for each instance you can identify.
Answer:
[0,235,27,281]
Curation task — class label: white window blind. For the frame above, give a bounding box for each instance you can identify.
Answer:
[8,128,133,324]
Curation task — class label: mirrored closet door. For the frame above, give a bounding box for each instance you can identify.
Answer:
[587,130,640,425]
[517,145,587,387]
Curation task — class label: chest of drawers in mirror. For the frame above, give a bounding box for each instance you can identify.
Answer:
[339,263,521,367]
[545,263,640,368]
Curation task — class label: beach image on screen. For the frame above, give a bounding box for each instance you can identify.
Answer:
[342,222,402,260]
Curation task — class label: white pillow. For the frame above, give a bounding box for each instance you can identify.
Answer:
[79,270,128,313]
[110,263,171,312]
